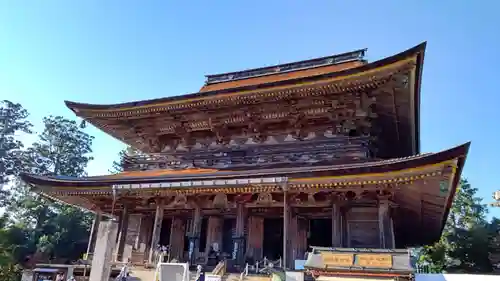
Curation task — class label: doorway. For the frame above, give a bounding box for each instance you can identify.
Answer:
[199,218,209,253]
[222,218,236,256]
[159,218,172,246]
[263,218,283,260]
[308,219,332,248]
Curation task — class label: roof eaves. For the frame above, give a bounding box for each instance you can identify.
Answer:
[63,42,427,113]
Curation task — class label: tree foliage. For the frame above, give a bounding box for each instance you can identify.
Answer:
[109,145,142,173]
[0,100,32,205]
[0,102,96,280]
[418,179,499,273]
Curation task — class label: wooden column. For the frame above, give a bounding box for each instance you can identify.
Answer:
[115,205,129,261]
[331,203,342,247]
[296,218,308,259]
[283,194,293,269]
[169,218,186,261]
[188,207,202,265]
[148,201,164,264]
[233,203,246,266]
[288,208,298,264]
[378,199,395,248]
[341,206,348,247]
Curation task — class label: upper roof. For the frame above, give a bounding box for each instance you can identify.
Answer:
[65,43,426,155]
[65,43,423,112]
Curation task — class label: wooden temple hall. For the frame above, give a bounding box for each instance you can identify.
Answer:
[22,42,469,272]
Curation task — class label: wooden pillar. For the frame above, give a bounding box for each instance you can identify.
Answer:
[283,194,293,269]
[378,199,394,248]
[331,203,342,247]
[115,213,123,244]
[296,217,308,259]
[289,208,298,264]
[341,206,348,247]
[148,201,164,264]
[246,216,264,261]
[116,205,129,261]
[233,203,246,266]
[169,218,186,261]
[188,207,202,265]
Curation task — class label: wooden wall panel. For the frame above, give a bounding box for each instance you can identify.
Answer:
[138,215,153,253]
[346,207,380,248]
[205,216,223,254]
[246,216,264,261]
[169,218,186,261]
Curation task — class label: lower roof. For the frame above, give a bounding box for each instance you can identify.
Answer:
[21,142,469,187]
[21,142,470,246]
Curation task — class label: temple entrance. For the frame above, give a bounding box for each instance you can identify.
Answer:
[159,218,172,246]
[263,218,283,260]
[308,219,332,248]
[199,218,209,253]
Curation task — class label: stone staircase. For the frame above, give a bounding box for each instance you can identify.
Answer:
[127,267,200,281]
[127,267,271,281]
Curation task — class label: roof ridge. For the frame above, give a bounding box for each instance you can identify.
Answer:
[204,49,367,85]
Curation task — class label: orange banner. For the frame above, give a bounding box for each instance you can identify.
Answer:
[357,254,393,268]
[320,253,354,267]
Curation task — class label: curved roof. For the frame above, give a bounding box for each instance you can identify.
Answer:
[65,43,425,112]
[63,43,426,157]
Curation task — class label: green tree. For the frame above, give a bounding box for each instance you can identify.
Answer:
[418,179,496,273]
[0,100,32,205]
[109,145,142,173]
[8,115,95,265]
[0,216,22,281]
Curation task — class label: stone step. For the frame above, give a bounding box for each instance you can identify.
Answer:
[128,267,156,281]
[221,273,272,281]
[243,275,272,281]
[127,267,198,281]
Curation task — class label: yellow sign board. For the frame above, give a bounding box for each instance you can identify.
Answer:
[357,254,393,268]
[320,253,354,267]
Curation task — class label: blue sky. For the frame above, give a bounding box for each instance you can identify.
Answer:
[0,1,499,217]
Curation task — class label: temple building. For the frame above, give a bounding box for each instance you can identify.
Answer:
[21,42,470,280]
